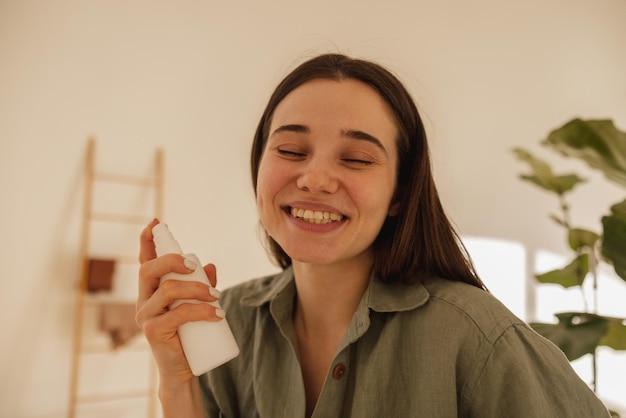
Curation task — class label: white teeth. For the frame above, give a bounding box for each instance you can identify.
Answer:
[290,207,344,224]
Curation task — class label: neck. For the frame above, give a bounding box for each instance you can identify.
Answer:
[291,254,373,418]
[292,254,373,336]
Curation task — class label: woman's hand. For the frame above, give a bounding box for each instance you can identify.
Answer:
[135,219,222,384]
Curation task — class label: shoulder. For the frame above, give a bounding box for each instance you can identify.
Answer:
[221,266,294,305]
[418,279,609,415]
[218,269,292,331]
[221,272,281,306]
[419,277,526,344]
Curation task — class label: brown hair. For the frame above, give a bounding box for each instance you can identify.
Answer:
[251,53,485,289]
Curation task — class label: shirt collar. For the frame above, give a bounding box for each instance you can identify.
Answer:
[239,267,295,307]
[366,274,430,313]
[239,266,430,313]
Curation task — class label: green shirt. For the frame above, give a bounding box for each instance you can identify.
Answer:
[200,268,610,417]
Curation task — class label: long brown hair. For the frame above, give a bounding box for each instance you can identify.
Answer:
[251,53,485,289]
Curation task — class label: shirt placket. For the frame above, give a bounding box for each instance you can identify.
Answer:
[311,300,371,418]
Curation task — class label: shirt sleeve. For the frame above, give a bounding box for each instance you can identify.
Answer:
[461,323,611,417]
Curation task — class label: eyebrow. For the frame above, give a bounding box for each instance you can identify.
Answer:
[271,124,309,135]
[341,129,387,155]
[271,124,388,155]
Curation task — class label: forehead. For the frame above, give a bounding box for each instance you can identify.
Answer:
[270,78,398,140]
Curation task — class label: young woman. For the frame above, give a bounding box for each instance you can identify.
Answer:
[136,54,610,417]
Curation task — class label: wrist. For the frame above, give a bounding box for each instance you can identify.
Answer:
[159,374,205,418]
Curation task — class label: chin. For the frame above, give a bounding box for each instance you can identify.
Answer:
[289,253,336,265]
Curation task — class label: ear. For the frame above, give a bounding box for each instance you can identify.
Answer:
[387,190,402,217]
[388,200,401,217]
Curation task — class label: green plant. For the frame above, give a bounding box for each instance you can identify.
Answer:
[513,119,626,410]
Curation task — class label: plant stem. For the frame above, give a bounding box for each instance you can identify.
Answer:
[590,244,599,393]
[561,193,598,392]
[559,194,571,229]
[591,242,599,314]
[559,194,590,310]
[592,350,598,393]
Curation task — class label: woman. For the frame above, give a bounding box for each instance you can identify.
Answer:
[136,53,609,417]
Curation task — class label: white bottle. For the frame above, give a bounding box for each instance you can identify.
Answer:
[152,222,239,375]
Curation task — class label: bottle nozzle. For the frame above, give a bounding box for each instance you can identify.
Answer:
[152,223,184,255]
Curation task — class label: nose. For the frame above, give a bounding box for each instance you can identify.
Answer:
[296,159,339,194]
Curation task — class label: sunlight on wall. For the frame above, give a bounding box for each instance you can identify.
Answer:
[463,236,527,320]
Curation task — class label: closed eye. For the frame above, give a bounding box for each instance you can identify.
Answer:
[343,158,373,166]
[277,149,306,158]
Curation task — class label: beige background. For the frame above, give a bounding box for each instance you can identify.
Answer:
[1,0,625,416]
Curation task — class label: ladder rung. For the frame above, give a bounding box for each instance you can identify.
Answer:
[90,212,152,225]
[77,389,152,404]
[94,172,156,187]
[79,344,150,354]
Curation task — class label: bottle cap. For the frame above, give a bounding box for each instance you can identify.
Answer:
[152,223,183,255]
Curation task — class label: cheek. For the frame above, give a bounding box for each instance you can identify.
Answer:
[351,173,397,216]
[257,155,293,192]
[255,159,283,215]
[255,164,271,212]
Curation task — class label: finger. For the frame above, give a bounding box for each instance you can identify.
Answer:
[164,301,224,324]
[139,218,160,264]
[157,279,220,307]
[139,302,224,351]
[204,263,218,288]
[136,280,223,328]
[137,253,196,302]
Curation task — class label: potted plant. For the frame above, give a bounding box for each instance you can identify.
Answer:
[513,118,626,417]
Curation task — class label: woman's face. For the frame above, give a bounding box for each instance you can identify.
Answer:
[256,78,399,269]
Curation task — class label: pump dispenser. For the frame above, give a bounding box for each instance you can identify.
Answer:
[152,222,239,375]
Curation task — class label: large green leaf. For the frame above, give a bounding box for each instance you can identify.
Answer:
[599,318,626,350]
[568,228,600,251]
[543,119,626,188]
[602,199,626,281]
[513,148,586,195]
[531,312,609,360]
[536,254,588,288]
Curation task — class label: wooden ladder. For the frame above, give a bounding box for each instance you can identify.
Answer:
[68,137,163,418]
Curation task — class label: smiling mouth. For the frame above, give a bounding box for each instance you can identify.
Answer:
[289,207,345,224]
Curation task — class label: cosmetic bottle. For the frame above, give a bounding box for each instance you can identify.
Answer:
[152,223,239,375]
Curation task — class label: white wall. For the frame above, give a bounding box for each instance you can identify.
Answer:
[1,0,625,416]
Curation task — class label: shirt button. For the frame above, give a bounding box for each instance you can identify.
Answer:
[332,363,346,380]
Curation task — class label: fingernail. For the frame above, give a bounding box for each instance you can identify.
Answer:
[215,308,226,319]
[183,257,198,271]
[209,287,221,299]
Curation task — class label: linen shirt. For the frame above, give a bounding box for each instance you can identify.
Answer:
[200,268,610,417]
